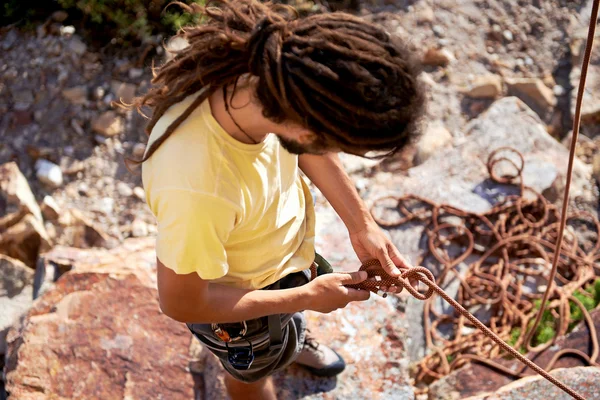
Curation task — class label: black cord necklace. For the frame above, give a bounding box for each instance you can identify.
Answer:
[222,86,259,145]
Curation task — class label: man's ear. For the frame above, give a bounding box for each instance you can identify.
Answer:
[296,129,317,144]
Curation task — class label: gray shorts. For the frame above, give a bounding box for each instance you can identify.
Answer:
[187,269,311,383]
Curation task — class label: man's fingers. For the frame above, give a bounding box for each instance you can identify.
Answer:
[347,287,370,301]
[339,270,368,285]
[388,244,411,270]
[378,248,401,277]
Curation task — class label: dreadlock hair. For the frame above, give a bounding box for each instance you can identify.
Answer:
[128,0,425,164]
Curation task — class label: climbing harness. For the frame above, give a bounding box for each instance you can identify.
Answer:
[347,2,599,399]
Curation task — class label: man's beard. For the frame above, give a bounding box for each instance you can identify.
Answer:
[276,135,329,155]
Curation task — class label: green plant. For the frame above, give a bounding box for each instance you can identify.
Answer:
[56,0,206,44]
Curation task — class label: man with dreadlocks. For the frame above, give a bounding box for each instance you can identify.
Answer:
[134,0,424,398]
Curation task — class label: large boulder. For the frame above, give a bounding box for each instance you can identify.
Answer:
[4,276,196,400]
[4,239,196,400]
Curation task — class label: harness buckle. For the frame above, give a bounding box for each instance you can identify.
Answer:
[226,340,255,370]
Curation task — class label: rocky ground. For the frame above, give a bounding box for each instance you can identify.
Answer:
[2,0,600,399]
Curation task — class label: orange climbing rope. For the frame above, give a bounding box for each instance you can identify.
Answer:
[347,1,599,399]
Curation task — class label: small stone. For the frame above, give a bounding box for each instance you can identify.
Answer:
[128,68,144,79]
[117,182,133,197]
[70,119,84,136]
[110,80,137,104]
[553,85,566,96]
[94,135,108,145]
[414,121,453,164]
[131,219,149,237]
[92,111,124,137]
[502,30,514,42]
[77,182,89,196]
[68,36,87,56]
[133,187,146,201]
[62,86,88,105]
[466,75,503,99]
[93,86,106,100]
[60,25,75,36]
[432,25,444,37]
[133,143,146,158]
[506,78,557,110]
[416,5,434,23]
[51,10,68,22]
[41,196,60,221]
[97,198,114,215]
[422,47,454,67]
[35,159,63,188]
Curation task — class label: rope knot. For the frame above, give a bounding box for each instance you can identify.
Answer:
[347,260,436,300]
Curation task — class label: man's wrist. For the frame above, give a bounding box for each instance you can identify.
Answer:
[344,208,376,234]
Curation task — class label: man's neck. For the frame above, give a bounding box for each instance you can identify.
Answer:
[208,87,274,145]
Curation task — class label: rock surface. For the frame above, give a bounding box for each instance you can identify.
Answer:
[4,240,197,400]
[463,367,600,400]
[427,308,600,399]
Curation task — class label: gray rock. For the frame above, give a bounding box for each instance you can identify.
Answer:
[68,36,87,56]
[0,255,33,354]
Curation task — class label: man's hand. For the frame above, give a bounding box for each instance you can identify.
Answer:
[303,271,371,313]
[349,221,410,276]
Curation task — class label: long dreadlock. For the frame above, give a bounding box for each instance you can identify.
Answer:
[128,0,425,163]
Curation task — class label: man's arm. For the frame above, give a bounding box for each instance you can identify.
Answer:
[157,258,369,323]
[299,152,406,277]
[299,153,372,234]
